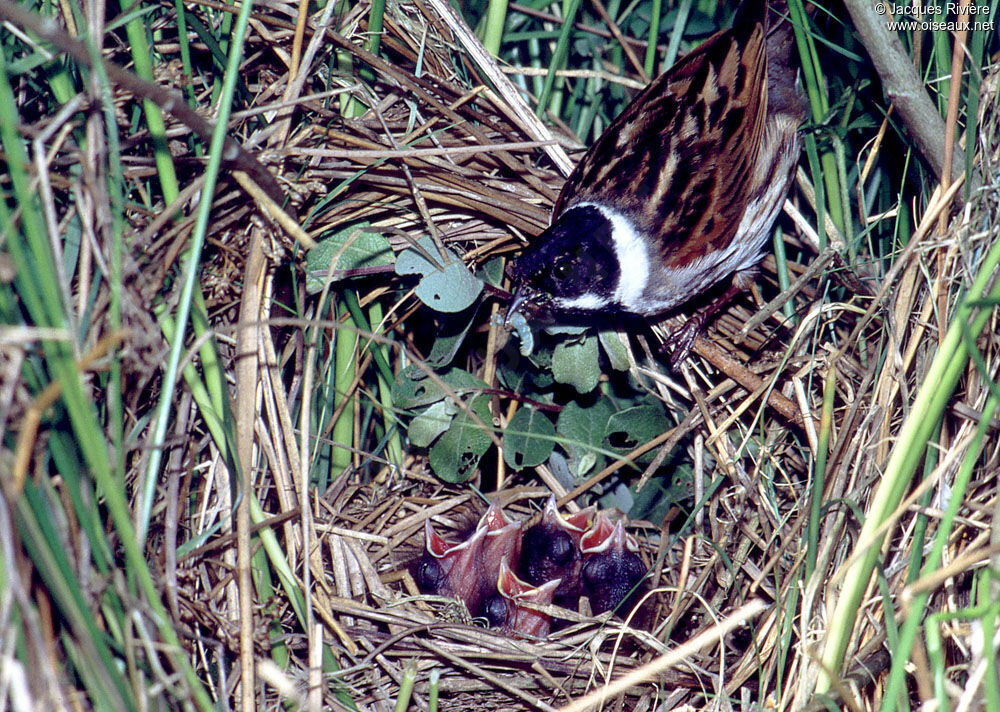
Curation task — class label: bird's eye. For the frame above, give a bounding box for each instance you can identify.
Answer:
[482,594,509,627]
[552,258,572,280]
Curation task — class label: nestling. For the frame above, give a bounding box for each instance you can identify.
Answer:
[579,514,646,615]
[413,497,647,637]
[517,495,593,609]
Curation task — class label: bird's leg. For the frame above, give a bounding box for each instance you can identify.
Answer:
[662,269,757,370]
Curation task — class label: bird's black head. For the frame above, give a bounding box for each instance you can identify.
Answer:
[581,549,646,615]
[520,526,576,575]
[518,523,582,606]
[414,554,445,594]
[480,592,511,629]
[508,204,620,316]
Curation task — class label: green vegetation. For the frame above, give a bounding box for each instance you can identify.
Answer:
[1,0,997,709]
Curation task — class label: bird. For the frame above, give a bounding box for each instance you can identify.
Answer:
[579,513,647,615]
[481,559,562,638]
[412,498,647,636]
[414,519,490,610]
[414,503,521,616]
[478,502,523,594]
[517,495,594,609]
[507,0,805,364]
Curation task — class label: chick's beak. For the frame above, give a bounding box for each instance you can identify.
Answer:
[421,519,488,607]
[495,558,561,638]
[478,503,523,586]
[579,514,638,555]
[542,494,593,537]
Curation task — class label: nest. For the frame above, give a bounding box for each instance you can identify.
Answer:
[4,0,1000,709]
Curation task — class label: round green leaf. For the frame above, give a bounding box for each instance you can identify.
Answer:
[604,405,670,455]
[415,260,483,313]
[408,401,458,448]
[426,307,480,367]
[392,366,486,409]
[556,397,616,477]
[305,223,394,293]
[428,395,493,483]
[552,335,600,393]
[478,256,506,287]
[392,364,446,408]
[503,407,556,470]
[394,236,453,276]
[395,236,483,313]
[598,329,630,371]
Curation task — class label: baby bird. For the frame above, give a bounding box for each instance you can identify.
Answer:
[415,503,521,616]
[580,514,647,615]
[413,498,647,636]
[482,559,562,638]
[517,495,594,609]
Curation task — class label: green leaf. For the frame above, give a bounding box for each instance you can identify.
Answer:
[629,464,694,522]
[545,323,588,336]
[305,223,394,293]
[428,396,493,482]
[395,236,483,312]
[392,364,446,408]
[598,329,630,371]
[408,401,458,448]
[392,365,486,409]
[503,407,556,470]
[477,256,506,287]
[394,235,449,274]
[552,334,600,393]
[604,405,670,456]
[426,307,480,367]
[557,397,616,478]
[414,261,483,313]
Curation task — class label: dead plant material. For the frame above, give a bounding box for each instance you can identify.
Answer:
[5,0,1000,707]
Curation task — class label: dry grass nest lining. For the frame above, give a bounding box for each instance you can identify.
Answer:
[294,488,690,704]
[97,0,1000,706]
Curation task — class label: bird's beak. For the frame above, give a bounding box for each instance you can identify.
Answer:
[423,519,488,605]
[579,514,639,555]
[497,558,562,637]
[477,501,513,532]
[479,503,523,585]
[541,494,593,537]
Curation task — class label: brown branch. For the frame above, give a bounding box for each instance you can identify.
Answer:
[841,0,977,190]
[692,337,812,429]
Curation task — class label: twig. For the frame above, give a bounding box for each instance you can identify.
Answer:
[691,338,810,428]
[556,600,768,712]
[417,639,560,712]
[739,245,837,337]
[589,0,649,82]
[841,0,975,189]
